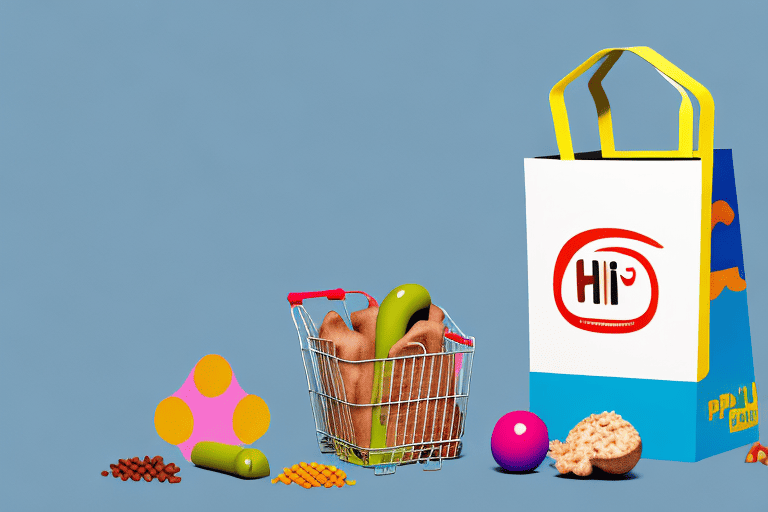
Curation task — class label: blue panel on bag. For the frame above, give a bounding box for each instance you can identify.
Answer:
[699,148,758,459]
[711,149,746,278]
[530,372,698,461]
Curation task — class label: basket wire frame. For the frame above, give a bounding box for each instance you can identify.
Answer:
[290,299,475,475]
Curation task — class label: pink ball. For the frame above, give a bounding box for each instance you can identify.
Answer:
[491,411,549,472]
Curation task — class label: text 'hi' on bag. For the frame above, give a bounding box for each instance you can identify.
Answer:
[523,46,758,462]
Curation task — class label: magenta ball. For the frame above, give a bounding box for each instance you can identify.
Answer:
[491,411,549,472]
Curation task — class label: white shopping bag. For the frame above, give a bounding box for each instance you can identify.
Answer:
[524,47,758,462]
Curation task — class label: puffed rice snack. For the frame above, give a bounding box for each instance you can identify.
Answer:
[548,411,642,476]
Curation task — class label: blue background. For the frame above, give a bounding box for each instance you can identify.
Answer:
[1,1,766,510]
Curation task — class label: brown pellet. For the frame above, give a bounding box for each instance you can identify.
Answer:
[105,456,180,484]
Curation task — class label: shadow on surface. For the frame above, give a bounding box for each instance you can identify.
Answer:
[550,464,639,480]
[192,465,267,481]
[492,466,539,475]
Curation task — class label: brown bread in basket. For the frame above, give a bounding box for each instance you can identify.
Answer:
[317,306,377,448]
[381,306,463,460]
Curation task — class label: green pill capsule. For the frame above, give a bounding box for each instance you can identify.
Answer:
[191,442,270,479]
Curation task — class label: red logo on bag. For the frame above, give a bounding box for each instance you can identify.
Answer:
[553,228,662,333]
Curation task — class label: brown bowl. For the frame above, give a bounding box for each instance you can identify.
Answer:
[591,440,642,474]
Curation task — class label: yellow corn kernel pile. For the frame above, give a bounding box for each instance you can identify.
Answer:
[271,462,357,489]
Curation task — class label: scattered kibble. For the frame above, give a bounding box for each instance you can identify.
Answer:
[271,462,356,488]
[103,456,181,483]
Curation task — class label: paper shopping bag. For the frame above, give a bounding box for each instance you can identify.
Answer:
[524,47,758,462]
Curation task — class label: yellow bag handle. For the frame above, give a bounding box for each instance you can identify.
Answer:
[588,50,694,158]
[550,46,714,161]
[549,46,715,381]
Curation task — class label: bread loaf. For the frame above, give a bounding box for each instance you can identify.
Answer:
[383,317,462,460]
[317,307,377,448]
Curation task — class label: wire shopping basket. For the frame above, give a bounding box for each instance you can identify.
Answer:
[288,288,475,475]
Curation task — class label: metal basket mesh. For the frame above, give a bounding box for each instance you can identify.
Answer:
[291,302,474,473]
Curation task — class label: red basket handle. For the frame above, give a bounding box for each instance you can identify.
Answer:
[444,329,474,346]
[287,288,378,308]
